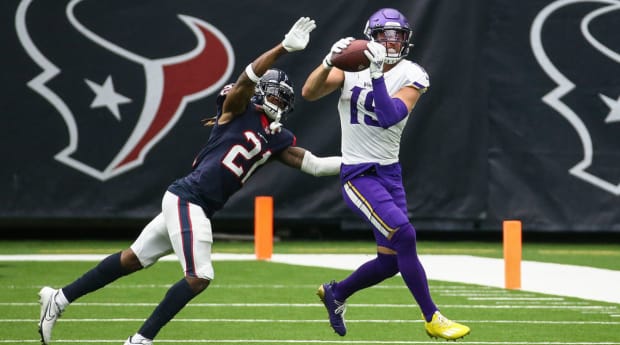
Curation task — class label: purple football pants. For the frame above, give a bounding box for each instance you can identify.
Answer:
[337,162,438,321]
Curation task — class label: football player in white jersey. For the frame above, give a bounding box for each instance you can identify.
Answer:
[302,8,470,341]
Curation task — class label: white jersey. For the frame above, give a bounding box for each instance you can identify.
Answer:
[338,59,429,165]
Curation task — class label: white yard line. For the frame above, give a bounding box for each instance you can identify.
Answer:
[1,340,620,344]
[0,302,612,310]
[1,253,619,304]
[2,318,619,325]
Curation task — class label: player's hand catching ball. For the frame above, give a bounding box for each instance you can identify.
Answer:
[282,17,317,52]
[364,41,386,79]
[323,37,355,69]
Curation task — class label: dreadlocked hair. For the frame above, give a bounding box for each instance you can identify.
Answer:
[201,116,217,127]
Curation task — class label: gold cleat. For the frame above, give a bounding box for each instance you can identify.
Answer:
[423,311,470,340]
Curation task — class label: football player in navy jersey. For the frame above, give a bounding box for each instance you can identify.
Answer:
[38,17,340,345]
[302,8,470,340]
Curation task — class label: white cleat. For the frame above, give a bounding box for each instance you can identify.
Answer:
[38,287,63,345]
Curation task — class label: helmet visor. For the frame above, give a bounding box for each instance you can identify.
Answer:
[371,28,410,43]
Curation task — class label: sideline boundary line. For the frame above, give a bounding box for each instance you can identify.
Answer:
[1,254,619,304]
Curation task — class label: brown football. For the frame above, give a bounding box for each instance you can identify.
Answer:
[331,39,370,72]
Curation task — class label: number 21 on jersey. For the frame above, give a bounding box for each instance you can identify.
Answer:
[222,131,272,183]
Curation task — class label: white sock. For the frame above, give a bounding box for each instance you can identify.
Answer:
[56,289,70,310]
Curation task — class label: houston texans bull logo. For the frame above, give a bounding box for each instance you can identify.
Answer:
[531,0,620,195]
[16,0,234,180]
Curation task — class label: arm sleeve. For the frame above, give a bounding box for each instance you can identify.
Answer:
[371,76,409,128]
[300,151,341,176]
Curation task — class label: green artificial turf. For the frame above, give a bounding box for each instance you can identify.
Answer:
[0,240,619,344]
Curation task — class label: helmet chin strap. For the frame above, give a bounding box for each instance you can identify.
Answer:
[262,98,284,134]
[269,109,283,134]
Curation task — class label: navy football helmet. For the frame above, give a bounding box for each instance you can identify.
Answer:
[252,68,295,120]
[363,8,413,64]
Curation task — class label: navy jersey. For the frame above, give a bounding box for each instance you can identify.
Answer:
[168,104,296,217]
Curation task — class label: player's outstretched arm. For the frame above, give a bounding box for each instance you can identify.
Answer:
[301,38,350,101]
[278,146,341,176]
[220,17,316,123]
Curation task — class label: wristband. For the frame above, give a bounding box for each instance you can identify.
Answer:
[322,56,333,70]
[245,63,261,83]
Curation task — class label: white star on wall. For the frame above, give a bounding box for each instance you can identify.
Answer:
[599,93,620,124]
[85,75,132,121]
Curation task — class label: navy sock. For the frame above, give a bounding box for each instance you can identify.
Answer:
[62,252,127,302]
[139,278,198,339]
[334,253,398,301]
[391,224,438,321]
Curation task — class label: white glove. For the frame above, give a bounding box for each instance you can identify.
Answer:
[282,17,317,52]
[323,37,354,69]
[364,41,386,79]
